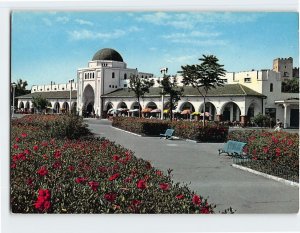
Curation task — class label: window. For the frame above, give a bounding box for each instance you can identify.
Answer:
[109,85,111,88]
[124,73,127,80]
[270,83,273,92]
[40,89,42,91]
[54,88,57,90]
[112,72,115,79]
[115,86,118,88]
[47,88,49,91]
[34,89,36,91]
[124,84,127,88]
[62,88,64,90]
[85,73,87,79]
[92,73,94,79]
[244,78,251,83]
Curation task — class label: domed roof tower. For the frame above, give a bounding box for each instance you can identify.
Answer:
[92,48,123,62]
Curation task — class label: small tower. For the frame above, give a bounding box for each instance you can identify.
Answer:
[272,57,293,80]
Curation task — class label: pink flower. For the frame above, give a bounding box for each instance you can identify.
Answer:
[13,144,19,149]
[33,145,39,151]
[21,133,27,138]
[112,155,120,161]
[104,192,117,202]
[37,166,48,176]
[75,177,88,184]
[176,194,184,199]
[53,150,61,159]
[137,179,147,189]
[88,181,99,191]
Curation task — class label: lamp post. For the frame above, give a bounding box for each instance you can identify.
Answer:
[69,79,74,114]
[160,67,168,120]
[11,82,17,118]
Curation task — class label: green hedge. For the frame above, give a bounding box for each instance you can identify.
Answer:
[112,117,228,142]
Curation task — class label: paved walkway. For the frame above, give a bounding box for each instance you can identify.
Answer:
[85,119,299,213]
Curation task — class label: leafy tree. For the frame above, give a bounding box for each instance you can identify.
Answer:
[179,55,226,126]
[32,95,50,113]
[158,75,184,121]
[282,78,299,93]
[128,74,154,117]
[11,79,31,106]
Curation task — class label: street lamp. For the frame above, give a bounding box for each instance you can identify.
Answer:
[160,67,168,120]
[11,82,17,118]
[69,79,74,114]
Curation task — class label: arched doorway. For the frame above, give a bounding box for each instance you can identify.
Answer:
[54,102,60,114]
[19,102,24,109]
[71,102,77,114]
[221,102,241,122]
[117,102,128,109]
[62,102,69,113]
[199,102,216,121]
[83,84,95,117]
[25,101,30,113]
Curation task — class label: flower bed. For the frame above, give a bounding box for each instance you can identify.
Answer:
[112,117,228,142]
[229,130,299,181]
[11,115,233,214]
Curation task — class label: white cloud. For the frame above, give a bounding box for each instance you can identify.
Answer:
[68,26,141,41]
[69,29,126,41]
[56,16,69,24]
[75,19,94,26]
[42,18,52,26]
[136,12,262,30]
[165,55,195,63]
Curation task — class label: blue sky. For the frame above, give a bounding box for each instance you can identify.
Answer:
[11,11,299,88]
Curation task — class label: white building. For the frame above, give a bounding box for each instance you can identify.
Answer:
[16,48,299,128]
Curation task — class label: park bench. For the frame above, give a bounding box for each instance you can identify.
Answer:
[160,129,175,139]
[218,140,247,158]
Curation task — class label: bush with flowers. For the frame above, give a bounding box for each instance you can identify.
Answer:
[112,117,228,142]
[228,130,299,181]
[11,115,233,213]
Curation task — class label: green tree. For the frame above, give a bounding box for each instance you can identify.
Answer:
[32,95,50,113]
[158,75,184,121]
[282,78,299,93]
[128,74,154,117]
[11,79,31,106]
[179,55,226,126]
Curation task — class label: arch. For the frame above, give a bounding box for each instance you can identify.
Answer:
[247,101,262,119]
[25,101,30,111]
[146,101,158,109]
[220,102,241,122]
[54,102,60,113]
[117,102,128,109]
[124,73,127,80]
[179,101,195,112]
[105,102,114,111]
[19,101,24,109]
[130,101,141,110]
[83,84,95,114]
[199,102,217,121]
[62,102,69,112]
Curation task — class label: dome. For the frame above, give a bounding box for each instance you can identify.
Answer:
[92,48,123,62]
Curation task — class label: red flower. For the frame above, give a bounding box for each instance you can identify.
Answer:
[112,154,120,161]
[68,165,75,171]
[98,166,108,173]
[41,141,48,147]
[137,179,147,189]
[52,161,61,169]
[33,145,39,151]
[38,189,51,199]
[104,192,117,202]
[75,177,88,184]
[109,173,120,181]
[21,133,27,138]
[15,137,20,142]
[88,181,99,191]
[200,206,210,214]
[35,189,51,212]
[11,163,16,169]
[13,144,19,149]
[192,195,201,206]
[37,166,48,176]
[176,194,184,199]
[27,178,34,186]
[53,150,61,159]
[43,201,51,210]
[131,200,141,206]
[156,170,163,176]
[159,183,169,191]
[275,148,281,156]
[124,177,132,183]
[24,149,31,155]
[263,147,269,154]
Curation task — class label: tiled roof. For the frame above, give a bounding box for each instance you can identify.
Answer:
[16,91,77,99]
[102,84,266,98]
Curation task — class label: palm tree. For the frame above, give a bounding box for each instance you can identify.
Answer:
[179,55,226,126]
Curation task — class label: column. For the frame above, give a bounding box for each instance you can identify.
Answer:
[283,103,289,128]
[230,104,234,121]
[216,114,222,122]
[240,115,247,127]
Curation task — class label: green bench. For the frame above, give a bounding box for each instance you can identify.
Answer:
[160,129,174,139]
[218,140,247,158]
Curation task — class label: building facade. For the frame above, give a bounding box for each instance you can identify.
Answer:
[16,48,299,128]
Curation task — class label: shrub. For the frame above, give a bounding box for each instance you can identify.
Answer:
[11,115,233,214]
[252,113,271,127]
[228,130,299,172]
[112,117,228,142]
